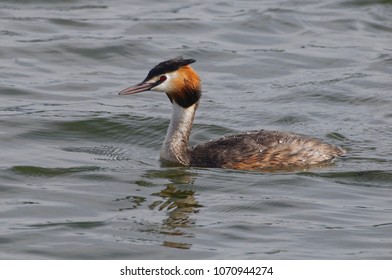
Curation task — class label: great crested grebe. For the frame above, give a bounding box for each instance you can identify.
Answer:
[119,57,345,171]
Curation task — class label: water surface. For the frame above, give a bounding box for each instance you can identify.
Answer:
[1,0,392,259]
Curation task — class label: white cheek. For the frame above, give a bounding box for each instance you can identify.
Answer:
[151,82,168,92]
[151,72,176,92]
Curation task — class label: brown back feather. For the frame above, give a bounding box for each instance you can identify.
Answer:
[190,130,345,171]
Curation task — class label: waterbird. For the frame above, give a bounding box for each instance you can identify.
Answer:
[119,57,345,171]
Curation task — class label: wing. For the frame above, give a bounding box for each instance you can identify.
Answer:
[190,130,345,171]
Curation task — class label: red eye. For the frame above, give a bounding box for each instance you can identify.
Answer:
[159,76,167,82]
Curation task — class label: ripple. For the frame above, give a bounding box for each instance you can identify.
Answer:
[62,145,130,161]
[301,170,392,189]
[9,165,101,177]
[28,221,106,229]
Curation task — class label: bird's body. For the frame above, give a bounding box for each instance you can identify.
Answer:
[191,130,343,171]
[119,57,345,171]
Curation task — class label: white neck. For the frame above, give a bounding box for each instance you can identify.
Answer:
[160,102,197,166]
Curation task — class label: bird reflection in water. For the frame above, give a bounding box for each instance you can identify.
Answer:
[115,169,202,250]
[152,184,200,249]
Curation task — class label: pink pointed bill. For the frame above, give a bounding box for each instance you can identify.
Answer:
[118,82,155,95]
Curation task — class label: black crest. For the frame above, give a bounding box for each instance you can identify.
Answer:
[143,56,196,82]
